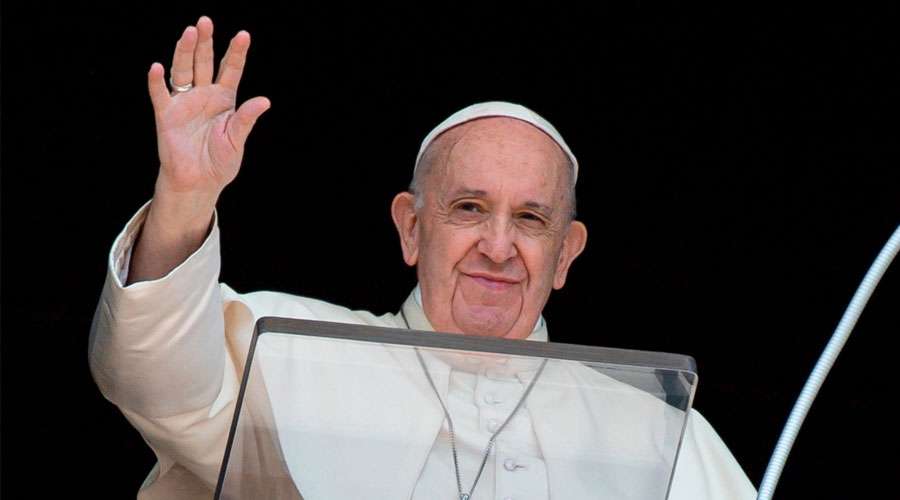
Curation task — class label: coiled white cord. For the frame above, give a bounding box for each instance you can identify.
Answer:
[756,224,900,500]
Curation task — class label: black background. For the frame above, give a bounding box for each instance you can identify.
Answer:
[2,2,899,498]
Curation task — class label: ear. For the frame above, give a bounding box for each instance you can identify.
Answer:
[553,220,588,289]
[391,192,420,266]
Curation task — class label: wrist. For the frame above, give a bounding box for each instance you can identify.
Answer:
[152,176,219,220]
[147,182,218,243]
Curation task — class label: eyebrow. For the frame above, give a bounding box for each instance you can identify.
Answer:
[447,187,555,216]
[448,188,488,199]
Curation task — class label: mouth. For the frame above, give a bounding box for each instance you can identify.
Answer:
[463,272,521,291]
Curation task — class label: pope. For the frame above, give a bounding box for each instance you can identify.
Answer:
[90,15,757,499]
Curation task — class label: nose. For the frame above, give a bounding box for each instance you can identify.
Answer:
[476,218,518,263]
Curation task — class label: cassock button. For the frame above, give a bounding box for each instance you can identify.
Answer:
[504,458,526,471]
[484,393,502,405]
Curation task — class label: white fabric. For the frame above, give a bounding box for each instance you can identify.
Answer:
[415,101,579,182]
[89,202,757,499]
[410,356,549,500]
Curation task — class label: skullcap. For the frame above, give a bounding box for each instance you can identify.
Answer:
[415,101,578,182]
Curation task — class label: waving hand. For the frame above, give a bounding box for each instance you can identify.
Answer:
[130,17,270,283]
[148,16,270,198]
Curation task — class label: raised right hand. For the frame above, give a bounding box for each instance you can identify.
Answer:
[148,16,270,207]
[128,16,269,284]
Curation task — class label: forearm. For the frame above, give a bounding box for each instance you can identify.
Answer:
[127,185,218,284]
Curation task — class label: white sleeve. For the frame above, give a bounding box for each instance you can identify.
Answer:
[88,201,247,493]
[89,200,228,418]
[668,409,758,500]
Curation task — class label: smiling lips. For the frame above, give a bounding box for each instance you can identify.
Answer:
[464,272,521,291]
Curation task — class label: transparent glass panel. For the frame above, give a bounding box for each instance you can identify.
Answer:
[215,318,697,500]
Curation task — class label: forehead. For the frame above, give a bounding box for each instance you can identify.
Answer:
[434,117,570,200]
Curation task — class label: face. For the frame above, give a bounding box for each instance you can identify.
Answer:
[392,117,588,339]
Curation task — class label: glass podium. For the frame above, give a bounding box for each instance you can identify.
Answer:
[214,318,698,499]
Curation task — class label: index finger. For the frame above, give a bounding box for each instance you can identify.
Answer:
[215,31,251,92]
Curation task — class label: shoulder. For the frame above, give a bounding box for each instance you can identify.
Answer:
[668,408,757,500]
[219,285,404,329]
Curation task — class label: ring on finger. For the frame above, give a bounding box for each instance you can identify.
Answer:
[169,75,194,93]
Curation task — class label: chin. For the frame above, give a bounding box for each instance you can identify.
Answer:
[454,307,518,338]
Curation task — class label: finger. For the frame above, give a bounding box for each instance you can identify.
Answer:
[226,96,271,149]
[216,31,251,92]
[170,25,198,88]
[193,16,214,86]
[148,62,171,112]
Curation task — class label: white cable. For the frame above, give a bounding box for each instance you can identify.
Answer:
[756,224,900,500]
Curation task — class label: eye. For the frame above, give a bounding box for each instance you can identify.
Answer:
[518,212,546,224]
[455,202,483,213]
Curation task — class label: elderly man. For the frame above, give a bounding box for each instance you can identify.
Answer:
[90,16,756,499]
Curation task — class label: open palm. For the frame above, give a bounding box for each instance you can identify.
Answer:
[148,17,270,197]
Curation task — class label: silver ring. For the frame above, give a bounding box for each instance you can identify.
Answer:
[169,76,193,93]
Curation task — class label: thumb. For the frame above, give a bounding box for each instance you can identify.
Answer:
[226,96,271,150]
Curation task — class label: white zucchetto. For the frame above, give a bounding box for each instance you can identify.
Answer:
[415,101,579,182]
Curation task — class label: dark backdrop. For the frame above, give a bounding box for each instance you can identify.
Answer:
[2,2,899,498]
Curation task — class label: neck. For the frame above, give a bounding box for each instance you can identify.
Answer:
[405,285,548,342]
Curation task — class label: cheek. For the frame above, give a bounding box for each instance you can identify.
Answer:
[421,227,480,276]
[521,244,560,289]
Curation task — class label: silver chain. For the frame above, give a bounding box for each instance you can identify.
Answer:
[415,349,548,500]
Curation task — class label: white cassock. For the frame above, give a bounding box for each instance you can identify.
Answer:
[89,203,758,500]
